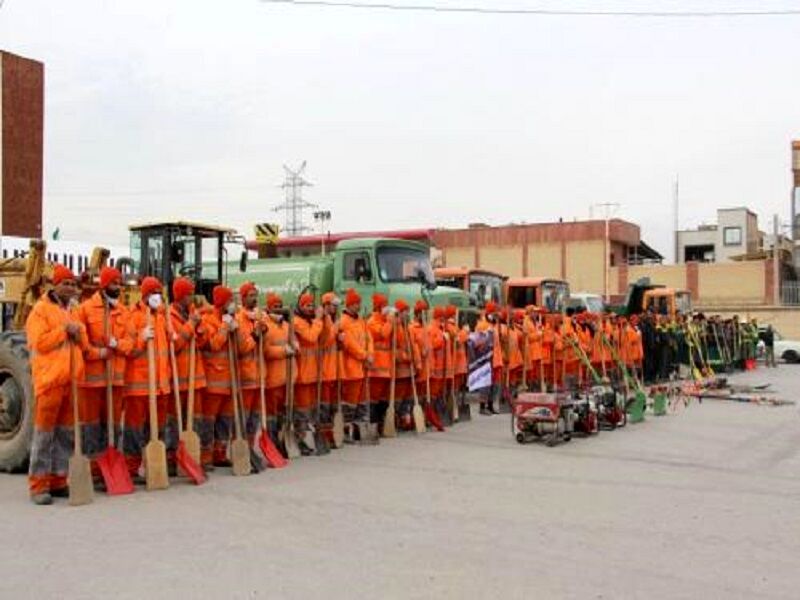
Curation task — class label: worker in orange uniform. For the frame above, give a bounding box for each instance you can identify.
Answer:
[427,306,447,423]
[409,300,430,416]
[367,293,394,433]
[292,292,323,455]
[235,282,264,446]
[75,266,131,481]
[198,286,238,469]
[476,301,503,415]
[508,309,525,390]
[630,315,644,380]
[26,265,88,505]
[166,277,207,460]
[123,276,170,480]
[263,293,297,450]
[393,299,416,430]
[338,288,373,441]
[318,292,340,443]
[445,305,468,414]
[523,306,543,392]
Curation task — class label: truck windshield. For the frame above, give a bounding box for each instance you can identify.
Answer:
[377,247,435,286]
[470,274,503,305]
[676,292,692,315]
[542,281,570,313]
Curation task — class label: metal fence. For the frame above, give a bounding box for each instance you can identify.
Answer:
[782,281,800,305]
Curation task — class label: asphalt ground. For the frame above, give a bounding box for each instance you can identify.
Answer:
[1,366,798,599]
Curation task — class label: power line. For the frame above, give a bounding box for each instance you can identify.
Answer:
[261,0,800,17]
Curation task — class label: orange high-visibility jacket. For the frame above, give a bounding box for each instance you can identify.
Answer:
[234,309,260,390]
[125,302,170,397]
[76,291,133,388]
[408,319,430,381]
[169,303,207,391]
[319,315,339,382]
[26,293,88,396]
[200,308,238,395]
[524,317,543,363]
[367,312,394,380]
[293,314,323,385]
[619,325,640,366]
[444,321,463,378]
[264,316,296,389]
[339,311,372,381]
[508,325,523,371]
[394,321,414,379]
[427,320,446,380]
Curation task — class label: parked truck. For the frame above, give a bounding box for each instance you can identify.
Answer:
[611,278,692,319]
[229,237,475,317]
[504,277,571,313]
[433,267,505,308]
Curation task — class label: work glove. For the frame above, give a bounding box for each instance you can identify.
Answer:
[108,336,118,349]
[382,306,396,317]
[222,314,238,331]
[98,348,110,360]
[141,326,154,341]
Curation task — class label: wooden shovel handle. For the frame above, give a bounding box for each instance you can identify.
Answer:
[146,311,158,443]
[227,333,245,441]
[70,342,83,456]
[104,305,114,446]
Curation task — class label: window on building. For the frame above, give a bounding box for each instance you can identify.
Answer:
[723,226,742,246]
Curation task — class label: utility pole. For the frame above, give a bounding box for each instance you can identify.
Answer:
[272,161,316,237]
[673,175,680,264]
[313,210,332,256]
[593,202,620,303]
[773,214,780,305]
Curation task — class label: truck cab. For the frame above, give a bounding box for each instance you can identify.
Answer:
[505,277,570,313]
[128,221,237,301]
[617,278,692,319]
[229,237,474,319]
[433,267,505,308]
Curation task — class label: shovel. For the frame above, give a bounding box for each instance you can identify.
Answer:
[405,321,427,434]
[166,300,205,485]
[144,311,169,491]
[283,317,302,459]
[231,346,266,473]
[68,342,94,506]
[331,349,345,448]
[313,342,331,454]
[227,335,252,476]
[96,308,134,495]
[181,336,202,467]
[257,332,288,468]
[382,318,398,438]
[359,339,380,445]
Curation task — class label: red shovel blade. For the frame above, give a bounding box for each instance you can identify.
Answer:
[259,431,288,469]
[97,447,135,496]
[424,403,445,432]
[176,440,206,485]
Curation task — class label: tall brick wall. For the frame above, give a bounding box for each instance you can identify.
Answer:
[1,51,44,238]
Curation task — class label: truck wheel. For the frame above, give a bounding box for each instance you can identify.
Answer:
[782,350,799,364]
[0,332,33,473]
[516,433,526,444]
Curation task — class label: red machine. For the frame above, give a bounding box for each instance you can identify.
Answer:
[511,393,576,446]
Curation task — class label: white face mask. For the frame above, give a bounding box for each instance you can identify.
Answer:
[226,303,236,315]
[147,294,162,310]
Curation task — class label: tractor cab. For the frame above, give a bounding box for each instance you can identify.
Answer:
[128,221,239,301]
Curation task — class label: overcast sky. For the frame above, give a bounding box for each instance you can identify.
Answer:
[1,0,798,258]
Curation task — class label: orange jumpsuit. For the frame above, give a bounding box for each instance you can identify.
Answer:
[199,308,241,466]
[264,315,296,432]
[318,315,338,431]
[235,308,261,441]
[168,303,207,452]
[339,311,372,423]
[75,291,132,464]
[123,302,170,474]
[293,313,323,432]
[26,292,88,496]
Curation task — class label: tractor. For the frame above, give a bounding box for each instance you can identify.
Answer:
[0,221,240,472]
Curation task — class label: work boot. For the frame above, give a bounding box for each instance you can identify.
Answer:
[479,402,490,416]
[488,401,500,415]
[298,439,315,457]
[50,487,69,498]
[31,493,53,506]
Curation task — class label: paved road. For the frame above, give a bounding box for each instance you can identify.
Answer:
[1,367,798,599]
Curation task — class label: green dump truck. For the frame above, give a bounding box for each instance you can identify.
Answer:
[227,238,474,317]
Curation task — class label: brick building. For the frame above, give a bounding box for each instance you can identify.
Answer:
[0,51,44,239]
